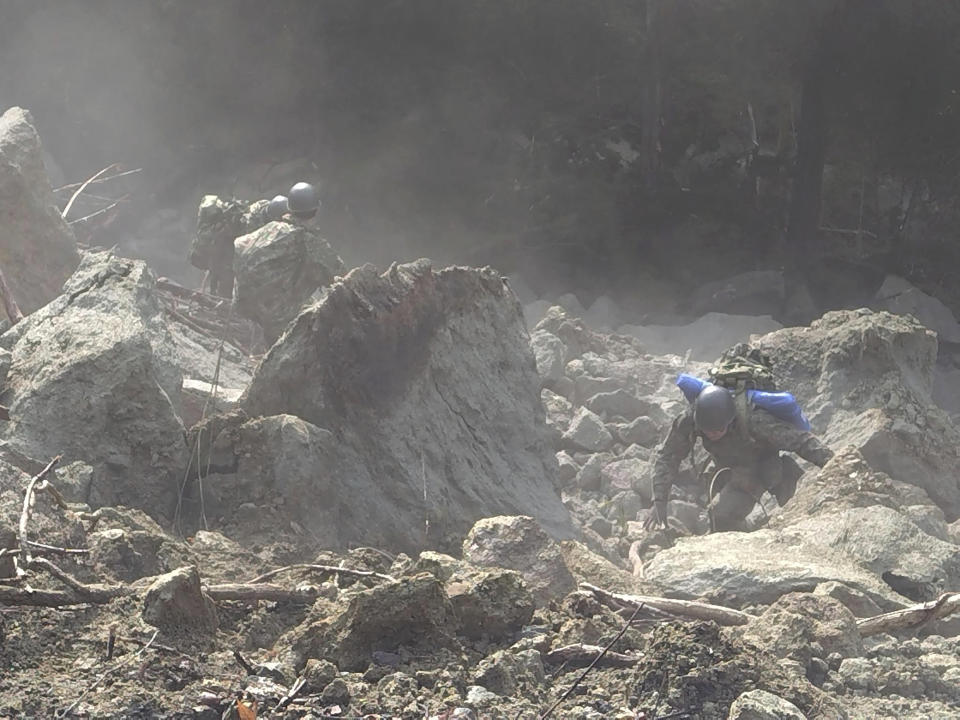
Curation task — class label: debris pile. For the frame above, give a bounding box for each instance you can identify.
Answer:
[1,108,958,719]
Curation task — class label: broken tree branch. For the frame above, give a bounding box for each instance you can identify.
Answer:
[53,167,142,194]
[67,194,130,226]
[17,456,62,569]
[245,563,397,585]
[203,582,323,603]
[545,643,640,668]
[61,164,119,220]
[581,582,751,627]
[539,603,643,720]
[0,262,24,325]
[857,592,960,637]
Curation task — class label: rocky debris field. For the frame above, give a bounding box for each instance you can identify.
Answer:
[1,107,959,719]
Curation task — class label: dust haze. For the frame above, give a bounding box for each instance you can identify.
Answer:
[0,1,653,300]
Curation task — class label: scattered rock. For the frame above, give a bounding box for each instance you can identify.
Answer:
[562,407,615,452]
[141,565,218,633]
[445,566,534,641]
[743,593,863,670]
[462,515,576,607]
[727,689,806,720]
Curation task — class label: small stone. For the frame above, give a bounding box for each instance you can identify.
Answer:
[302,659,338,693]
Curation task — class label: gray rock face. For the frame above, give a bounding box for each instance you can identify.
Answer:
[0,107,79,320]
[233,220,345,343]
[755,309,960,519]
[462,515,576,607]
[141,565,218,633]
[243,260,573,552]
[727,689,806,720]
[1,251,186,519]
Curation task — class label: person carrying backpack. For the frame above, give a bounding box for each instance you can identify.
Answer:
[644,344,833,532]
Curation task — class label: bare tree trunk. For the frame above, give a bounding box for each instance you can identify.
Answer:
[639,0,661,192]
[786,58,829,274]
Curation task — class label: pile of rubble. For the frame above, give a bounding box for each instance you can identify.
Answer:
[1,106,959,719]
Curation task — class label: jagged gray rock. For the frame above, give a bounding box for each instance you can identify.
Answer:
[243,260,574,552]
[445,566,534,640]
[141,565,218,633]
[233,220,345,343]
[462,515,576,607]
[727,689,806,720]
[561,407,614,452]
[529,329,566,384]
[743,593,863,669]
[0,107,79,320]
[0,251,186,519]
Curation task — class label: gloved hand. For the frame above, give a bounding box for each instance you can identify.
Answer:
[642,500,669,531]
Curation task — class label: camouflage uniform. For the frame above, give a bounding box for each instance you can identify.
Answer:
[651,403,833,531]
[190,196,278,298]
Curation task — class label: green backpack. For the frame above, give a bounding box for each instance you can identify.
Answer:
[707,342,777,393]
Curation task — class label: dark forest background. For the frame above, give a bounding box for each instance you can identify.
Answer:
[1,0,959,315]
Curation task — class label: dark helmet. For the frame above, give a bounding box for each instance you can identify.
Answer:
[267,194,289,220]
[287,181,319,219]
[694,384,736,433]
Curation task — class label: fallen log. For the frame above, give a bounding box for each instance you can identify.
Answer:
[245,563,397,585]
[857,592,960,637]
[581,582,751,627]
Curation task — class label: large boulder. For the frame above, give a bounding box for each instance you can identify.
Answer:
[645,448,957,610]
[754,309,960,519]
[0,251,186,519]
[233,221,345,343]
[243,260,574,552]
[0,107,79,320]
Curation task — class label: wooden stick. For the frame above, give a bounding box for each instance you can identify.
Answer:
[67,194,130,226]
[245,563,397,585]
[17,456,61,569]
[857,592,960,637]
[545,643,640,668]
[539,603,643,719]
[61,164,118,220]
[204,583,323,603]
[52,167,142,194]
[581,583,751,627]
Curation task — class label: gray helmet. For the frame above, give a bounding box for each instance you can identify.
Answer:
[694,384,736,433]
[287,181,319,218]
[267,194,289,220]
